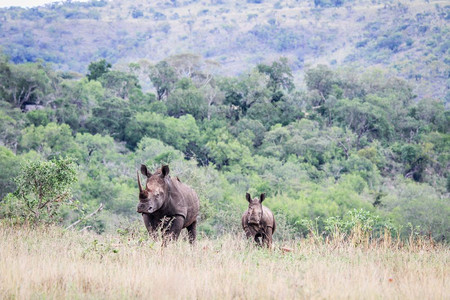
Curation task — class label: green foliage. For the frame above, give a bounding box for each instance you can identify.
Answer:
[376,33,404,52]
[53,78,104,131]
[98,70,140,100]
[0,157,77,224]
[25,109,52,127]
[269,177,373,236]
[256,57,294,92]
[206,127,253,170]
[322,208,393,240]
[125,112,200,152]
[166,79,207,119]
[333,97,393,145]
[0,102,26,149]
[149,60,177,101]
[19,123,76,158]
[0,59,53,109]
[0,146,22,200]
[86,97,131,141]
[305,65,336,101]
[87,59,111,81]
[381,179,450,241]
[133,137,184,167]
[0,49,448,241]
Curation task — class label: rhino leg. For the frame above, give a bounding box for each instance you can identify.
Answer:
[263,227,273,249]
[166,215,184,241]
[254,233,264,246]
[142,214,158,238]
[244,225,256,240]
[187,221,197,244]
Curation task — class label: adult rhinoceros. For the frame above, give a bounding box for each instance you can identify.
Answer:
[136,164,199,243]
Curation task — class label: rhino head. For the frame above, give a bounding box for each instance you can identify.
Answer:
[136,164,170,214]
[246,192,265,225]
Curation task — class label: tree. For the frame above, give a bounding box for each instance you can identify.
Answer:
[376,33,404,52]
[19,123,77,158]
[166,78,207,120]
[0,102,26,151]
[0,146,21,200]
[219,70,272,121]
[333,97,393,146]
[165,54,220,88]
[85,97,131,141]
[305,65,336,104]
[149,60,177,100]
[166,53,202,79]
[382,179,450,241]
[247,102,282,129]
[87,59,111,81]
[277,90,306,125]
[256,57,294,92]
[413,98,448,133]
[0,157,77,224]
[205,127,252,170]
[391,142,430,182]
[98,70,140,100]
[200,83,225,121]
[124,112,200,152]
[0,59,53,109]
[231,118,266,148]
[53,78,104,132]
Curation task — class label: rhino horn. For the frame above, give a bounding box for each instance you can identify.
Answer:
[137,170,143,192]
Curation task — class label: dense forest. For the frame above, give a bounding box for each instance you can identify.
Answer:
[0,52,448,240]
[0,0,448,241]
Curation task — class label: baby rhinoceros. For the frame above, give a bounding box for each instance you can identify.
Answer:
[242,193,276,248]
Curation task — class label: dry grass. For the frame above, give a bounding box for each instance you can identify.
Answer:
[0,224,448,299]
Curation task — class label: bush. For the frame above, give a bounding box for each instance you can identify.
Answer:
[0,157,77,224]
[381,179,450,241]
[376,33,404,52]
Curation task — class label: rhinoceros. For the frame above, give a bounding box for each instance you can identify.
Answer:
[136,164,199,243]
[242,193,276,248]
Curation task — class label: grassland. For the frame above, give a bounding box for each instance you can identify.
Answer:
[1,224,448,299]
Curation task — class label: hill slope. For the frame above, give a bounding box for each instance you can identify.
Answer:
[0,0,448,101]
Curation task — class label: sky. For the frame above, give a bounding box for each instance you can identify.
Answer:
[0,0,87,8]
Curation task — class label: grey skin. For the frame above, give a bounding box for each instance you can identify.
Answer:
[241,193,276,248]
[137,164,199,243]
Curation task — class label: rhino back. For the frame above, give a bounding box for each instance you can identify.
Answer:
[165,177,199,227]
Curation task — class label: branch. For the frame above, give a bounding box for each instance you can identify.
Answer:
[325,135,349,159]
[65,203,104,231]
[38,192,68,209]
[79,226,92,232]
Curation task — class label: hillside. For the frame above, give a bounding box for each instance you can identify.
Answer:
[0,0,448,101]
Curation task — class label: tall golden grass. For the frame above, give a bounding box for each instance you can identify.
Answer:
[0,224,448,299]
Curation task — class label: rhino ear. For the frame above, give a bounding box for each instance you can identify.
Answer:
[140,164,151,177]
[260,193,266,203]
[246,193,252,203]
[161,165,170,177]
